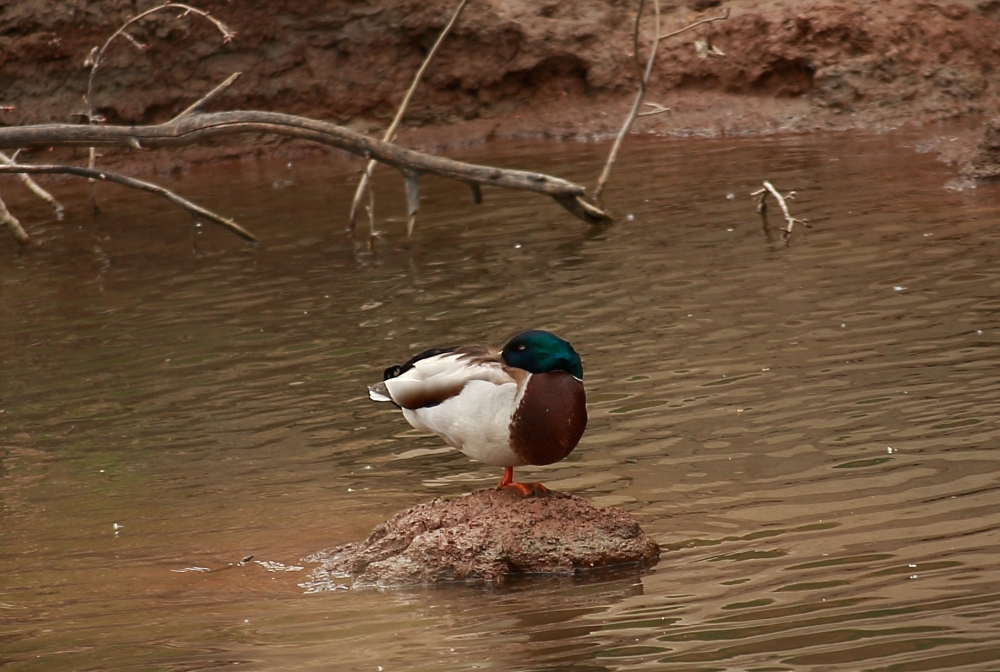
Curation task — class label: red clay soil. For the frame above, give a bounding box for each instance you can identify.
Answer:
[2,0,1000,165]
[301,488,660,589]
[0,0,1000,139]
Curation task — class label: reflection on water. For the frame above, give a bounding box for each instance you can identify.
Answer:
[3,129,1000,671]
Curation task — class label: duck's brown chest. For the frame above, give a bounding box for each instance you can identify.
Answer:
[508,372,587,466]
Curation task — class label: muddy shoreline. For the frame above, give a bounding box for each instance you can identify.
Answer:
[3,0,1000,171]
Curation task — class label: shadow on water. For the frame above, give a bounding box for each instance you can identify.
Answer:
[3,128,1000,670]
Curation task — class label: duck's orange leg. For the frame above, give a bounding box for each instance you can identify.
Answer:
[497,466,549,497]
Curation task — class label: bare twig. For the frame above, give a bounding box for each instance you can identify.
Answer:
[0,194,31,246]
[175,72,242,119]
[592,0,660,206]
[403,170,421,236]
[87,148,101,213]
[658,7,730,42]
[365,183,378,250]
[84,3,235,211]
[637,102,671,118]
[592,5,730,205]
[0,151,65,218]
[85,3,234,120]
[751,181,809,241]
[348,0,471,231]
[0,164,256,242]
[0,110,611,225]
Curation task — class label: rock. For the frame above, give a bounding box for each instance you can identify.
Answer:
[961,117,1000,181]
[301,489,660,589]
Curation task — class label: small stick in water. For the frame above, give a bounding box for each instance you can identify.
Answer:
[751,181,810,241]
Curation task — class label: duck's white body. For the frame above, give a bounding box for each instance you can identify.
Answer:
[369,349,530,466]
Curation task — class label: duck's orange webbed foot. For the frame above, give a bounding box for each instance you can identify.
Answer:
[502,481,550,497]
[497,466,550,497]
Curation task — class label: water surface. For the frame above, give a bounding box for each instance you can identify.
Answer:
[3,129,1000,671]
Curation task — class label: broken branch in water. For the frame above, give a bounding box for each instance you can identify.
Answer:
[0,151,65,219]
[591,5,730,206]
[0,163,257,243]
[0,107,610,233]
[348,0,471,233]
[751,180,810,241]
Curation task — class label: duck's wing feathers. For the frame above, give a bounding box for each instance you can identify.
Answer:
[370,346,458,403]
[369,346,515,409]
[381,346,457,381]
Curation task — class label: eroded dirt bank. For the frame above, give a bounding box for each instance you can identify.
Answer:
[2,0,1000,164]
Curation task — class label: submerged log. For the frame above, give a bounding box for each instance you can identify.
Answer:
[301,488,660,590]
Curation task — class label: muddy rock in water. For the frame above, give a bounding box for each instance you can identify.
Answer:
[962,117,1000,181]
[302,489,660,589]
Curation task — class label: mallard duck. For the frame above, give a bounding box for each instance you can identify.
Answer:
[368,330,587,496]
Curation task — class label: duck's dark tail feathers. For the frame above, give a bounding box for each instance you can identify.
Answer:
[368,382,394,404]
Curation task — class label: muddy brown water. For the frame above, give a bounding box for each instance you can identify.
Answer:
[3,130,1000,671]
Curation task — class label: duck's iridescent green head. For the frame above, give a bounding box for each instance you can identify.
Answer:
[501,330,583,379]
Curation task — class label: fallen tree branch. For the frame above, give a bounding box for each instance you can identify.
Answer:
[0,163,257,242]
[751,180,810,241]
[0,109,610,226]
[0,151,65,218]
[348,0,471,232]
